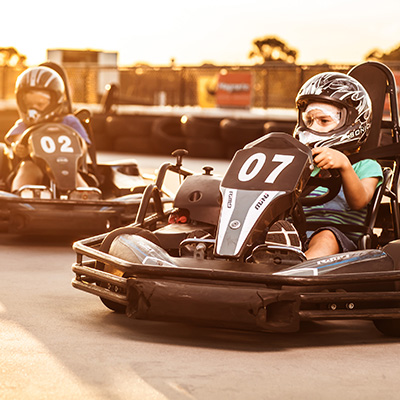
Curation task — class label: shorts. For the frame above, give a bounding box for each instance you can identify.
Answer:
[304,226,358,253]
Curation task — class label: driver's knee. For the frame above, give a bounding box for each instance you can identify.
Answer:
[77,172,89,188]
[305,229,340,259]
[11,161,44,192]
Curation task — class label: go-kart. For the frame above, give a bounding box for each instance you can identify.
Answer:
[71,61,400,337]
[0,120,170,235]
[0,62,171,235]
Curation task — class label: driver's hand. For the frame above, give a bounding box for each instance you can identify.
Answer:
[312,147,351,172]
[12,142,29,159]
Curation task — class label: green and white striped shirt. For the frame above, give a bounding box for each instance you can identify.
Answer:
[303,159,383,243]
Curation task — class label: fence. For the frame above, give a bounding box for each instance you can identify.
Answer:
[115,63,354,109]
[0,62,365,108]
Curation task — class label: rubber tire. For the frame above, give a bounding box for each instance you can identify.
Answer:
[186,137,225,158]
[220,118,266,159]
[263,121,296,135]
[151,117,186,155]
[373,319,400,337]
[98,226,160,313]
[181,116,224,158]
[100,298,127,314]
[181,116,222,139]
[106,115,154,153]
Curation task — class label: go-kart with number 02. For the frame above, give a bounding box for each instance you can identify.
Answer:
[71,61,400,337]
[0,60,172,237]
[0,120,172,236]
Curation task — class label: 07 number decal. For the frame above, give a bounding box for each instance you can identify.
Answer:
[237,153,294,184]
[40,135,74,154]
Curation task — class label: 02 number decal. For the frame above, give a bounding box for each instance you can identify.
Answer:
[40,135,74,154]
[238,152,294,184]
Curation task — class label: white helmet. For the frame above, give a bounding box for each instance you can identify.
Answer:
[294,72,372,151]
[15,66,65,126]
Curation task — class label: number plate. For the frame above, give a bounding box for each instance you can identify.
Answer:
[222,145,310,192]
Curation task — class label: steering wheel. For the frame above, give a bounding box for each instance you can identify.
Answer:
[17,123,47,148]
[18,123,84,146]
[6,124,49,163]
[299,168,342,207]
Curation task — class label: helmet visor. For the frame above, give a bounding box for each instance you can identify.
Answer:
[23,90,51,112]
[301,103,345,133]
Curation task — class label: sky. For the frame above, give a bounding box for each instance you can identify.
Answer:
[4,0,400,67]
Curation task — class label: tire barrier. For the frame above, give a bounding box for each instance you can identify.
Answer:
[105,115,155,153]
[90,114,109,151]
[88,112,297,157]
[150,117,187,155]
[220,118,266,159]
[181,116,225,158]
[263,121,296,136]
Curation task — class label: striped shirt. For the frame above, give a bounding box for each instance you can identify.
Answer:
[303,159,383,243]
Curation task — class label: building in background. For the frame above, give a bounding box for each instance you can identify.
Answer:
[47,49,120,103]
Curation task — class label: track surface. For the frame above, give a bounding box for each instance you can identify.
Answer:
[1,153,400,400]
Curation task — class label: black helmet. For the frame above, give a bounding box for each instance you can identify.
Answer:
[293,72,372,151]
[15,66,65,126]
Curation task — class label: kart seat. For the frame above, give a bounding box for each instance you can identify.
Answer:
[300,62,400,251]
[348,62,390,151]
[357,167,393,249]
[348,62,400,246]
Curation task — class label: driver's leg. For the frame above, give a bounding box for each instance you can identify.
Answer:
[305,229,340,259]
[11,161,44,192]
[76,172,89,187]
[305,227,357,259]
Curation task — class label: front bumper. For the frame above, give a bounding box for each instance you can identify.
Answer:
[0,196,142,235]
[72,234,400,333]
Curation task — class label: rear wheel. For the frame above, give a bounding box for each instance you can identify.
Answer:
[373,319,400,337]
[374,241,400,337]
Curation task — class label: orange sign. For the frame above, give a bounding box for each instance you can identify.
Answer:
[216,72,253,108]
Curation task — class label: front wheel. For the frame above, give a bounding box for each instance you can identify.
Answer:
[97,226,161,313]
[100,297,126,314]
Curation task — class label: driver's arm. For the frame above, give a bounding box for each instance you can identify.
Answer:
[341,170,378,210]
[312,147,379,210]
[5,121,30,159]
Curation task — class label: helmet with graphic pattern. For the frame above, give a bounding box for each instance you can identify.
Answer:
[293,72,372,152]
[15,66,65,126]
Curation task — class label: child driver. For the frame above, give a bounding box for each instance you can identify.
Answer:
[294,72,383,259]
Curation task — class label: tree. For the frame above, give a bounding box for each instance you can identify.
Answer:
[366,45,400,62]
[249,36,298,64]
[0,47,26,67]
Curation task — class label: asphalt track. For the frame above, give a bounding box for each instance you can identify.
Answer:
[1,153,400,400]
